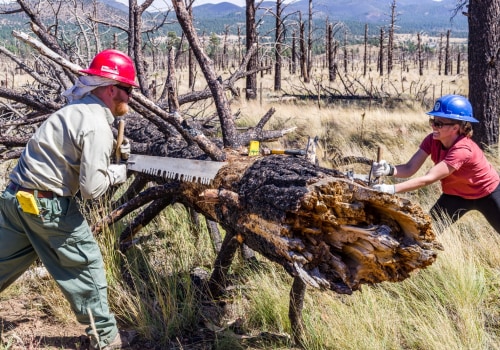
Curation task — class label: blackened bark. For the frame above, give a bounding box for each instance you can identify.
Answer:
[444,29,451,76]
[274,0,284,92]
[363,24,368,77]
[289,277,306,345]
[379,28,384,75]
[245,0,258,100]
[388,0,396,75]
[469,0,500,147]
[299,16,308,82]
[418,33,423,76]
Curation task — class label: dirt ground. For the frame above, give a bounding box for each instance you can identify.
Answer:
[0,283,157,350]
[0,291,90,350]
[0,283,293,350]
[0,291,205,350]
[0,292,218,350]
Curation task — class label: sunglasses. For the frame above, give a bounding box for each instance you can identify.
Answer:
[429,119,457,129]
[114,85,134,95]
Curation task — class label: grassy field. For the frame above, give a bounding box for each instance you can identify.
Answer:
[110,100,500,349]
[2,44,500,349]
[3,92,500,349]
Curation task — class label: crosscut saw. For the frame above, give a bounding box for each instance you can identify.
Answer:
[114,119,226,185]
[126,154,226,185]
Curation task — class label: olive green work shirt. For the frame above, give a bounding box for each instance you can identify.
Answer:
[10,94,115,200]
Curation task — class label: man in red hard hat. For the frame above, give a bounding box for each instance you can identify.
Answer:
[0,49,138,349]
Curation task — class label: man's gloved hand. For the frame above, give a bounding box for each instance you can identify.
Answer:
[113,138,131,161]
[372,184,396,194]
[107,164,127,186]
[372,160,394,177]
[119,139,131,160]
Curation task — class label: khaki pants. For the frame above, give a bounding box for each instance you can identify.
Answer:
[0,186,118,347]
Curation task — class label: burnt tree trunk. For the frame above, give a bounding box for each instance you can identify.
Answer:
[291,31,297,75]
[444,29,451,76]
[299,13,308,83]
[378,28,384,76]
[306,0,313,82]
[387,0,396,75]
[245,0,258,100]
[274,0,284,92]
[363,23,368,77]
[343,30,348,73]
[418,32,424,76]
[468,0,500,148]
[328,24,335,82]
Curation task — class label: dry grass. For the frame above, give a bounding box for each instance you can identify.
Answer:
[5,53,500,349]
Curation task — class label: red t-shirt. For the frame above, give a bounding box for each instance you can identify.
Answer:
[420,134,500,199]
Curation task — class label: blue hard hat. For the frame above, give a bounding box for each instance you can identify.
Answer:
[426,94,479,123]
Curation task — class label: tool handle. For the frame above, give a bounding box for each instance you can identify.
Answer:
[115,119,125,164]
[376,146,382,184]
[270,149,306,156]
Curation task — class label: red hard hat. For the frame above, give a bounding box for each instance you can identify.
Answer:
[80,49,139,87]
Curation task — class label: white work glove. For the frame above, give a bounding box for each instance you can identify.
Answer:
[119,139,131,160]
[113,138,131,161]
[372,184,396,194]
[372,160,394,177]
[107,164,127,186]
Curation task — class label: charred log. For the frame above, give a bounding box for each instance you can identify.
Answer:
[173,154,441,295]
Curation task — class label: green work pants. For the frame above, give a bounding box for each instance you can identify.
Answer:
[0,185,118,347]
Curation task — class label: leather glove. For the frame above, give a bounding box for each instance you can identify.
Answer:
[372,160,394,177]
[107,164,127,186]
[119,139,131,160]
[372,184,396,194]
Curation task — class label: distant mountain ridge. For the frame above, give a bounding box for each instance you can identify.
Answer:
[184,0,467,36]
[55,0,471,38]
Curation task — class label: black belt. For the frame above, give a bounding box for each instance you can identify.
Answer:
[7,182,55,199]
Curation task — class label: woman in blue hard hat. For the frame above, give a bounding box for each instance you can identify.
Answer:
[372,94,500,232]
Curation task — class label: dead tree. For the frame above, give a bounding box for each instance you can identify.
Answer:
[418,32,424,76]
[444,29,451,76]
[328,23,336,82]
[245,0,258,100]
[291,30,297,75]
[438,33,443,75]
[299,13,308,83]
[306,0,313,82]
[378,27,385,76]
[467,0,500,148]
[363,23,368,76]
[387,0,397,75]
[343,29,348,73]
[187,3,195,90]
[273,0,285,92]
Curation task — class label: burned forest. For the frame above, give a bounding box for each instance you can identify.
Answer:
[0,0,446,346]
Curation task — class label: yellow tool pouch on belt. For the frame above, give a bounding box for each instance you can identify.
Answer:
[16,191,40,215]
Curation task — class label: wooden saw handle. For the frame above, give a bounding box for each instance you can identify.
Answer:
[376,146,382,184]
[115,119,125,164]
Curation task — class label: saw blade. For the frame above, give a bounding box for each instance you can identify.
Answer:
[127,154,226,185]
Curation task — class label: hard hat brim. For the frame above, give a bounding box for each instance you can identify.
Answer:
[426,111,479,123]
